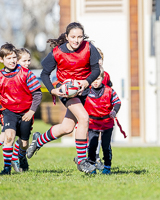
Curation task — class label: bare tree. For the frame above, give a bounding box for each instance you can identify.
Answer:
[0,0,59,68]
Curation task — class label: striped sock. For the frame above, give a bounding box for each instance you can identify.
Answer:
[37,126,57,148]
[75,139,87,164]
[0,141,3,146]
[18,147,26,158]
[12,140,19,161]
[3,146,13,167]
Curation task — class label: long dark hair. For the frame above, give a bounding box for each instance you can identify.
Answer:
[47,22,89,48]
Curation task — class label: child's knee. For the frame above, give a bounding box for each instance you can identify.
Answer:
[79,114,89,125]
[5,134,14,144]
[64,127,74,135]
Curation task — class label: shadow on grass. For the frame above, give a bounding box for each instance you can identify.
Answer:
[29,169,74,175]
[12,167,147,176]
[111,167,148,175]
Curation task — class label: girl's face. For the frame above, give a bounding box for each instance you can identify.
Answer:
[18,53,31,68]
[66,28,84,51]
[91,76,103,88]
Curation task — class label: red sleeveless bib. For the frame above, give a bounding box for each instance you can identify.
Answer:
[0,67,32,113]
[53,41,91,82]
[85,86,114,130]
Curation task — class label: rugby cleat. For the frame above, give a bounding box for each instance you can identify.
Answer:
[90,169,97,174]
[0,166,11,175]
[11,160,22,173]
[77,159,96,173]
[73,156,78,164]
[95,158,104,171]
[101,167,111,175]
[27,132,41,159]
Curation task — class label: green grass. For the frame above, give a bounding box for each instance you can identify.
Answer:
[0,120,160,200]
[31,119,52,134]
[31,119,61,143]
[0,147,160,200]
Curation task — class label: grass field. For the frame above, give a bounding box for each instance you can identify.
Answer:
[31,119,61,143]
[0,120,160,200]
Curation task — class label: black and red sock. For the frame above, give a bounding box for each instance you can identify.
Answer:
[12,140,19,161]
[75,139,87,164]
[3,146,13,167]
[37,126,57,148]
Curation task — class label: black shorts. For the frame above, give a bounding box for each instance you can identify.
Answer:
[2,109,33,141]
[56,82,89,106]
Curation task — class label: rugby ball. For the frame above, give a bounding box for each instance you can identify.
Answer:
[61,79,79,97]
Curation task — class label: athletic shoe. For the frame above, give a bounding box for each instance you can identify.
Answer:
[27,132,41,159]
[90,169,97,174]
[11,160,22,173]
[77,159,96,173]
[101,167,111,175]
[95,158,104,170]
[19,156,29,171]
[0,166,11,175]
[73,156,78,164]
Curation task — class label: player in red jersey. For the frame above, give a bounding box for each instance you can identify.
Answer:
[0,48,33,173]
[85,66,121,174]
[27,22,101,174]
[11,48,34,173]
[93,47,113,170]
[73,47,113,169]
[0,43,42,175]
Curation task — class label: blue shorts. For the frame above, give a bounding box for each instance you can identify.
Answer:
[2,109,32,141]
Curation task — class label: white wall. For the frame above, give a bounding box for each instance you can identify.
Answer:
[143,0,157,143]
[73,0,130,143]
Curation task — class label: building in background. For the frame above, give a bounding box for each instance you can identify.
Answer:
[59,0,160,145]
[1,0,159,145]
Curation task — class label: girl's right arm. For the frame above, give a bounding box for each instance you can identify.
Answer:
[41,51,57,93]
[41,52,67,97]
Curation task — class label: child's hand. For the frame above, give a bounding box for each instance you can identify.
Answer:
[77,80,89,95]
[109,110,116,119]
[51,87,68,97]
[22,110,35,121]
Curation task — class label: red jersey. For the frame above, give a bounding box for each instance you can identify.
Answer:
[84,86,114,130]
[0,67,33,113]
[53,41,91,82]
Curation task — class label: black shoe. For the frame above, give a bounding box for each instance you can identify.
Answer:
[0,166,11,175]
[27,132,41,159]
[19,156,29,171]
[77,159,96,173]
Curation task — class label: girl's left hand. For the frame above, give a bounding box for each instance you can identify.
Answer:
[77,80,89,95]
[109,110,116,119]
[22,110,35,121]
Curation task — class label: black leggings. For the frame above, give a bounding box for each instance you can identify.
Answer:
[88,128,113,167]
